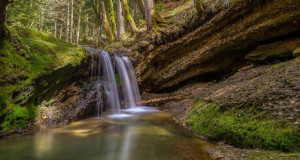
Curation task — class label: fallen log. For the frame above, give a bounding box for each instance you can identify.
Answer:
[138,95,183,106]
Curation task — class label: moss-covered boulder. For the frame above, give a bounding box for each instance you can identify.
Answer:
[0,26,88,134]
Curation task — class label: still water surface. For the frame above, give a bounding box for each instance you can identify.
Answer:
[0,107,214,160]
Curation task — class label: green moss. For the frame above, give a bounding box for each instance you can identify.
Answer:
[115,74,122,86]
[188,100,300,152]
[1,106,29,132]
[109,0,117,36]
[0,26,87,134]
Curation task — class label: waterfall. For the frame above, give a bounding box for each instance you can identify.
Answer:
[101,51,121,114]
[85,47,141,116]
[115,56,136,108]
[122,57,140,103]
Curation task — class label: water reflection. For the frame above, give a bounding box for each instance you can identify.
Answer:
[34,131,53,158]
[0,107,214,160]
[119,126,134,160]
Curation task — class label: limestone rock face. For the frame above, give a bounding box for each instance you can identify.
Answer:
[245,37,300,62]
[135,0,300,92]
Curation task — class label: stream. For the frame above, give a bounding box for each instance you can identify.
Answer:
[0,107,214,160]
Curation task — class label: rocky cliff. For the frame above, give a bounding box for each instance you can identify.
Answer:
[135,0,300,92]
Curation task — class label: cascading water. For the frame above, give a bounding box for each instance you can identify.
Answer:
[101,51,121,114]
[115,56,136,108]
[122,57,140,103]
[85,47,141,116]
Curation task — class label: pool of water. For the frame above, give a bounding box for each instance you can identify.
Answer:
[0,107,214,160]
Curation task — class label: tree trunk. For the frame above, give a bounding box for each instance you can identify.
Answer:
[66,1,70,42]
[59,23,63,39]
[76,0,82,45]
[84,13,89,41]
[109,0,117,37]
[100,1,114,42]
[39,7,44,32]
[139,95,182,106]
[54,17,57,37]
[70,0,74,43]
[144,0,153,30]
[121,0,136,33]
[194,0,204,16]
[116,0,125,40]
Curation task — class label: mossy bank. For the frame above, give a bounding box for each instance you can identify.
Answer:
[0,26,88,135]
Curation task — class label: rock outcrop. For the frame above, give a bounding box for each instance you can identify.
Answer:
[135,0,300,92]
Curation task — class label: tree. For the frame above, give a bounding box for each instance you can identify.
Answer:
[100,1,114,42]
[144,0,164,30]
[109,0,117,37]
[116,0,124,40]
[66,0,70,42]
[144,0,153,30]
[70,0,74,43]
[121,0,136,33]
[76,0,83,44]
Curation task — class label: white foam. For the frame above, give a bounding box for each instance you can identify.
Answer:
[107,113,134,119]
[123,106,160,113]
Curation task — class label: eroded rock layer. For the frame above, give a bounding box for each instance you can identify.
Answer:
[136,0,300,92]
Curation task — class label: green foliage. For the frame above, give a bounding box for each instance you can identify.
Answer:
[115,74,122,86]
[188,101,300,152]
[1,106,29,132]
[7,0,55,34]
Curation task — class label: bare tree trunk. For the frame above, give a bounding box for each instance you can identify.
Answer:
[59,23,63,39]
[69,0,74,43]
[66,1,70,42]
[100,1,114,42]
[54,17,57,37]
[121,0,136,33]
[76,0,82,45]
[85,13,89,41]
[144,0,153,30]
[116,0,125,40]
[39,6,44,32]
